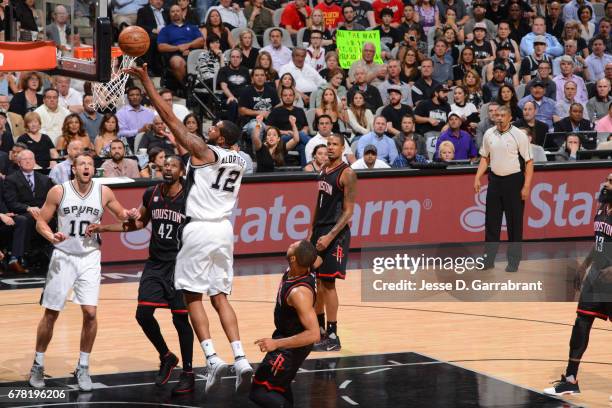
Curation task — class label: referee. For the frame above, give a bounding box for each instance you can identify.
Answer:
[474,105,534,272]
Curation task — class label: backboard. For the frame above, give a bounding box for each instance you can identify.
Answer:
[3,0,112,81]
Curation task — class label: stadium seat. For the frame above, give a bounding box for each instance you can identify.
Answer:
[273,8,284,27]
[305,108,317,136]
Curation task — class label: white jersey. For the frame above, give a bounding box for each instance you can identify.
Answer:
[55,179,104,255]
[185,145,247,221]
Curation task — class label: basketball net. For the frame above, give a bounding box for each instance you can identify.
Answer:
[90,54,138,111]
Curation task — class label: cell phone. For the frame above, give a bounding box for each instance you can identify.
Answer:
[408,35,416,41]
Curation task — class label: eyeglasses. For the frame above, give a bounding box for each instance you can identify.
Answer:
[607,178,612,183]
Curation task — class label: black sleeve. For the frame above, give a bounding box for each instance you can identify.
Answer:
[42,134,55,150]
[138,133,151,151]
[381,106,392,122]
[270,90,280,107]
[0,182,7,214]
[3,176,28,214]
[296,109,307,129]
[413,102,427,117]
[217,67,229,86]
[265,108,280,128]
[238,87,253,110]
[8,93,25,116]
[482,85,492,103]
[519,59,530,77]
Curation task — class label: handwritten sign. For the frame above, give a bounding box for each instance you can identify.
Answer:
[335,30,384,69]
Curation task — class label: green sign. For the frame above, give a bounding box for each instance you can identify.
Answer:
[335,30,384,69]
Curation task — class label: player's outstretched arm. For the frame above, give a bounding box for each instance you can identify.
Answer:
[102,186,140,221]
[125,64,213,164]
[316,168,357,251]
[36,185,67,244]
[86,206,149,236]
[254,287,319,353]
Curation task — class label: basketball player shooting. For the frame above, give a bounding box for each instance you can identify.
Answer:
[126,64,253,393]
[310,134,357,352]
[249,240,320,408]
[87,156,196,395]
[29,154,139,391]
[545,173,612,396]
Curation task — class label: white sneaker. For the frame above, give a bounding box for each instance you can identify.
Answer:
[29,363,45,388]
[205,359,229,394]
[74,365,92,392]
[233,358,253,393]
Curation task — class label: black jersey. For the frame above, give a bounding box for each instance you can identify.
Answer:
[593,203,612,270]
[273,270,316,352]
[314,162,349,227]
[142,182,187,262]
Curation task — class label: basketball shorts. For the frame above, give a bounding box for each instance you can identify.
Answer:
[252,347,310,400]
[138,259,187,312]
[41,249,101,311]
[175,219,234,296]
[576,266,612,320]
[310,225,350,281]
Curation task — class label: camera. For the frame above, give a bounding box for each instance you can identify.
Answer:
[408,35,416,41]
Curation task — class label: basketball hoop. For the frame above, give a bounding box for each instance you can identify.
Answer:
[71,46,134,111]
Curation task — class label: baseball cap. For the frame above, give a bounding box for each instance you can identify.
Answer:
[532,79,545,87]
[434,83,450,93]
[498,42,512,51]
[364,144,377,155]
[387,84,402,94]
[533,35,547,45]
[473,22,488,31]
[448,111,463,120]
[493,62,506,71]
[473,1,487,8]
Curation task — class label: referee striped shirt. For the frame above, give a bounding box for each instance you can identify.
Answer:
[479,125,532,176]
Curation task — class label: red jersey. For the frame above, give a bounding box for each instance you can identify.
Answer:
[372,0,403,24]
[314,2,343,30]
[281,2,312,30]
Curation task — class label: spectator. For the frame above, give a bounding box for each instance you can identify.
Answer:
[55,113,93,151]
[266,87,310,165]
[496,84,523,121]
[336,4,367,31]
[399,4,421,34]
[0,180,30,273]
[176,0,199,26]
[302,9,333,45]
[399,46,422,84]
[136,0,168,76]
[598,134,612,150]
[303,144,328,172]
[239,67,280,136]
[48,139,84,185]
[431,40,453,86]
[375,8,402,54]
[356,116,399,163]
[595,101,612,132]
[315,0,343,31]
[348,42,386,88]
[492,21,521,64]
[279,48,326,106]
[434,112,478,161]
[437,140,455,161]
[244,0,274,39]
[381,85,413,136]
[485,45,519,87]
[585,36,612,81]
[518,80,560,129]
[520,16,564,58]
[17,112,58,169]
[280,0,311,35]
[304,115,355,163]
[393,114,427,156]
[3,149,54,272]
[577,7,595,48]
[346,66,384,112]
[216,49,251,123]
[587,79,612,121]
[113,0,148,30]
[196,34,226,89]
[137,115,177,156]
[139,147,165,179]
[251,120,300,172]
[476,102,498,147]
[183,113,203,139]
[546,1,565,41]
[157,4,205,84]
[95,114,132,158]
[101,140,140,178]
[0,111,14,155]
[519,36,552,83]
[560,20,590,59]
[15,0,43,41]
[595,17,612,54]
[414,0,440,35]
[351,144,391,169]
[520,127,547,162]
[563,0,595,25]
[255,51,280,86]
[464,69,484,109]
[279,73,306,108]
[414,84,451,138]
[33,88,69,145]
[7,143,27,175]
[318,51,341,85]
[554,102,594,132]
[45,5,77,55]
[453,47,478,86]
[411,58,440,104]
[116,86,155,150]
[346,91,374,138]
[0,96,23,143]
[205,0,247,30]
[525,61,557,100]
[314,88,348,134]
[236,30,261,70]
[556,81,583,119]
[260,28,292,71]
[552,40,588,79]
[514,101,548,146]
[200,9,234,52]
[439,0,469,26]
[159,89,189,123]
[373,0,403,27]
[466,23,494,68]
[554,133,582,161]
[8,72,43,118]
[79,95,102,145]
[398,27,428,61]
[553,56,588,105]
[450,85,479,133]
[305,30,326,72]
[392,138,428,167]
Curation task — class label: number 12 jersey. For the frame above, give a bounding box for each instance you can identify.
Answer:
[185,145,247,222]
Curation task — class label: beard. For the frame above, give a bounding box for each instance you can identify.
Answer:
[599,186,612,204]
[438,96,448,104]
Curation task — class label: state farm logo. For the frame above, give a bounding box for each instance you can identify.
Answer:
[460,186,507,233]
[120,224,151,250]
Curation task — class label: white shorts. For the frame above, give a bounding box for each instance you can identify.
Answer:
[175,219,234,296]
[41,249,102,311]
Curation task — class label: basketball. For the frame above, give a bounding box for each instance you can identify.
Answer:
[118,26,150,57]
